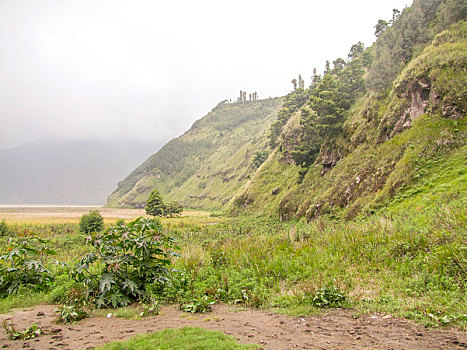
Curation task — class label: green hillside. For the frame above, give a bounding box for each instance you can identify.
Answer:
[109,0,466,222]
[232,5,467,220]
[106,98,283,208]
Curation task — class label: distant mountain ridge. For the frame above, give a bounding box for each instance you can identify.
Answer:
[0,139,163,205]
[106,98,283,209]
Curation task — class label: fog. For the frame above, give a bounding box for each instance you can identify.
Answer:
[0,0,410,150]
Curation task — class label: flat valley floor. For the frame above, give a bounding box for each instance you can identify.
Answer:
[0,206,466,349]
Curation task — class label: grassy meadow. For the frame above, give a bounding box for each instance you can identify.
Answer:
[0,201,465,331]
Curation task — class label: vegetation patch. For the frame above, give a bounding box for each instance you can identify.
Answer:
[96,327,258,350]
[1,321,42,341]
[72,217,179,308]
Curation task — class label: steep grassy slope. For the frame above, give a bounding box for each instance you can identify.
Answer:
[106,98,283,209]
[232,21,467,220]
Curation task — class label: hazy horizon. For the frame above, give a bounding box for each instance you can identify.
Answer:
[0,138,165,205]
[1,0,411,150]
[0,136,165,152]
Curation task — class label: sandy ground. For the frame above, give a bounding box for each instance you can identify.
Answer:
[0,206,213,224]
[1,304,466,350]
[0,206,146,224]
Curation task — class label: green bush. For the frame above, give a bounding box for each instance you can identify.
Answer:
[72,217,179,308]
[1,321,42,340]
[165,201,183,217]
[0,220,9,236]
[0,232,56,295]
[252,151,269,169]
[181,295,214,313]
[49,274,81,304]
[306,285,348,308]
[146,189,166,217]
[55,286,93,323]
[115,219,126,226]
[79,210,104,234]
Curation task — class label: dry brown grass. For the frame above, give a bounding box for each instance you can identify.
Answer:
[0,206,221,225]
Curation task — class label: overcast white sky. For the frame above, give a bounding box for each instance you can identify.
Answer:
[0,0,411,150]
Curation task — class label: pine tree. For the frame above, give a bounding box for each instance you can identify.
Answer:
[291,78,297,90]
[298,74,305,89]
[145,189,166,217]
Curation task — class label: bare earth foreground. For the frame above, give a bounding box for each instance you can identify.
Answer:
[1,304,466,350]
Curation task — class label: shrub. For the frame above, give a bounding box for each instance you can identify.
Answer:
[181,295,214,313]
[0,220,9,236]
[79,210,104,234]
[49,274,81,304]
[55,287,93,323]
[1,321,41,340]
[0,232,55,295]
[72,217,179,308]
[165,201,183,217]
[115,219,126,226]
[252,151,269,168]
[307,285,347,308]
[145,189,166,217]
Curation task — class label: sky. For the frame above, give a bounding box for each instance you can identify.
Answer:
[0,0,411,150]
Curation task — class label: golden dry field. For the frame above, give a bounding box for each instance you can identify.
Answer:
[0,206,220,225]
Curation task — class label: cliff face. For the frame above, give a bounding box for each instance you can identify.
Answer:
[108,16,466,220]
[232,21,467,220]
[106,98,283,209]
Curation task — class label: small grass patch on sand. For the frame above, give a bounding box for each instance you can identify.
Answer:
[96,327,258,349]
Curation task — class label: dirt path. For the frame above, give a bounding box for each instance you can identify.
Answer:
[1,304,466,349]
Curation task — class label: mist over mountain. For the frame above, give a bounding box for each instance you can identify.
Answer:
[0,139,163,205]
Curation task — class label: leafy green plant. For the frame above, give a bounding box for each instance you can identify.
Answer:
[307,285,347,308]
[1,320,41,340]
[55,287,93,323]
[139,296,160,317]
[49,274,81,304]
[165,201,183,217]
[181,295,214,313]
[148,268,191,303]
[0,220,9,236]
[79,210,104,234]
[0,232,56,295]
[115,219,126,226]
[56,304,91,323]
[146,189,166,217]
[252,151,269,169]
[72,217,179,308]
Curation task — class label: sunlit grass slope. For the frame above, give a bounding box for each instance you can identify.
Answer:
[107,98,283,210]
[234,21,467,221]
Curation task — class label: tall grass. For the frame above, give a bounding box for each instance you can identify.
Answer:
[0,201,465,329]
[168,197,466,329]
